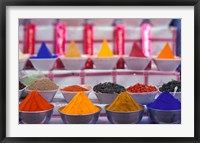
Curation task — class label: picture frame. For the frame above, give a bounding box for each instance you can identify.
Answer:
[0,0,200,142]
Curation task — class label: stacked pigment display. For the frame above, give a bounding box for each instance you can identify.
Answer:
[19,18,181,124]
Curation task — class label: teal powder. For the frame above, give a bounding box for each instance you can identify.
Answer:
[147,92,181,110]
[30,42,57,59]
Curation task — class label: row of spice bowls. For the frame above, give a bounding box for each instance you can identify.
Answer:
[19,55,181,71]
[19,82,181,105]
[19,92,181,124]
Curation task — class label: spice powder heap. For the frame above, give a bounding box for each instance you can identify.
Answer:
[61,85,89,92]
[107,92,142,112]
[27,78,59,91]
[60,92,99,114]
[19,91,53,112]
[127,83,157,93]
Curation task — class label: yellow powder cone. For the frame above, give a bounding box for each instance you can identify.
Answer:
[107,92,142,112]
[60,92,99,114]
[157,43,175,59]
[65,41,81,57]
[97,39,114,57]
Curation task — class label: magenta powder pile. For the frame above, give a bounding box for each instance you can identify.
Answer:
[147,92,181,110]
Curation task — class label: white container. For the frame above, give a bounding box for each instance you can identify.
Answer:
[29,58,57,71]
[153,57,181,71]
[60,85,92,102]
[91,56,119,70]
[25,88,58,102]
[124,56,151,70]
[127,90,159,105]
[19,59,27,71]
[60,56,88,70]
[94,92,118,104]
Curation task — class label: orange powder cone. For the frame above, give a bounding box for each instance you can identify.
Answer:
[157,43,175,59]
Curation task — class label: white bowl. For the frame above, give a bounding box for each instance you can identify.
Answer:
[19,87,26,99]
[127,90,159,105]
[19,59,27,71]
[124,56,151,70]
[60,56,87,70]
[153,57,181,71]
[94,92,118,104]
[60,85,92,102]
[25,88,57,102]
[29,58,57,71]
[91,56,119,70]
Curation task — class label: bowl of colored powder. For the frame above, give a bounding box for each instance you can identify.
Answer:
[19,91,54,124]
[19,81,26,99]
[153,42,181,71]
[146,92,181,124]
[60,41,88,70]
[159,80,181,102]
[26,78,59,102]
[58,92,101,124]
[91,39,119,69]
[126,83,158,105]
[60,85,92,102]
[93,82,126,104]
[105,92,144,124]
[29,42,58,71]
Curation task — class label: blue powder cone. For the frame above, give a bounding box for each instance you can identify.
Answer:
[37,42,53,58]
[147,92,181,110]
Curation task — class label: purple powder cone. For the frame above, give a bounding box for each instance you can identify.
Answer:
[147,92,181,110]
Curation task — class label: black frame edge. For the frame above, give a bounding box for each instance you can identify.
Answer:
[0,0,6,143]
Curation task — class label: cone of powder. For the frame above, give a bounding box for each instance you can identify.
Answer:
[65,41,81,58]
[60,91,99,114]
[19,91,53,111]
[107,92,142,112]
[147,92,181,110]
[26,78,58,91]
[97,39,114,57]
[129,43,146,57]
[157,43,175,59]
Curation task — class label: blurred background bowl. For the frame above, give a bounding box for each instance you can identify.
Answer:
[127,90,158,105]
[105,105,144,124]
[94,92,118,104]
[25,88,57,102]
[29,58,57,71]
[19,59,27,71]
[153,57,181,71]
[91,56,119,70]
[147,107,181,124]
[19,104,54,124]
[60,85,92,102]
[60,56,88,70]
[19,86,26,99]
[58,105,101,124]
[124,56,151,70]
